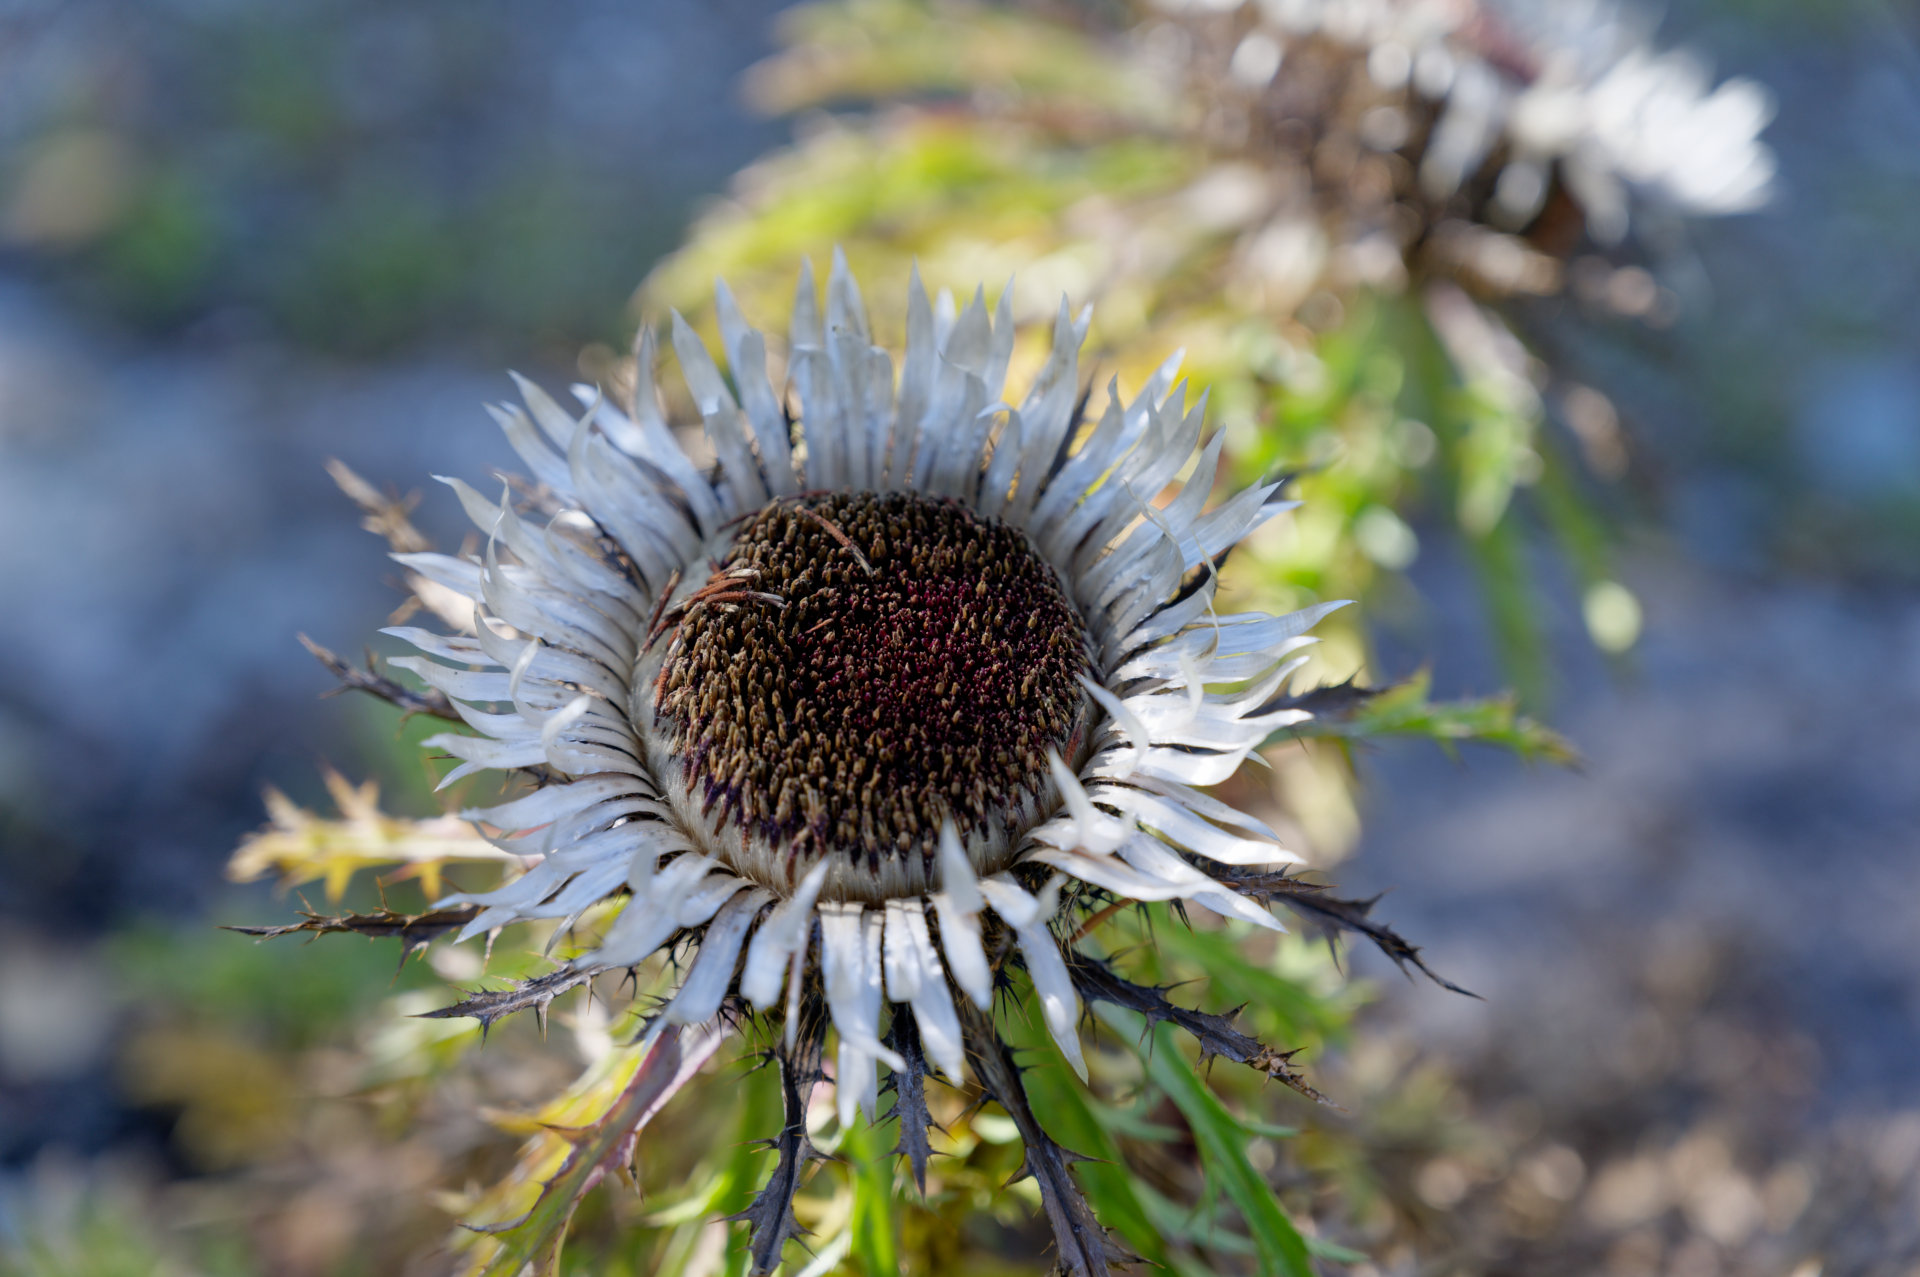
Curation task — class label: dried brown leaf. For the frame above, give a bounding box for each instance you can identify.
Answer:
[1069,953,1332,1105]
[960,1001,1132,1276]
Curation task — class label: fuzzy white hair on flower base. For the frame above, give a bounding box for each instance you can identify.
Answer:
[376,254,1349,1274]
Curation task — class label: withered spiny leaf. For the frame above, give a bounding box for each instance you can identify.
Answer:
[226,904,480,956]
[1248,672,1380,721]
[1218,869,1477,997]
[733,1032,822,1274]
[468,1021,731,1276]
[1069,953,1332,1107]
[422,964,608,1032]
[465,1033,686,1240]
[884,1011,933,1195]
[325,456,433,555]
[960,1001,1131,1277]
[299,633,460,722]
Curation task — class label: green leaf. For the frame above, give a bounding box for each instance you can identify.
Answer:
[1306,1234,1370,1263]
[1104,1008,1314,1277]
[841,1113,900,1275]
[1271,669,1576,765]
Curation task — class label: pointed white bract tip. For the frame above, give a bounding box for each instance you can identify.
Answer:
[626,848,658,896]
[794,858,830,904]
[930,885,993,1012]
[861,1034,907,1074]
[977,874,1043,930]
[735,859,829,1009]
[506,633,540,703]
[1045,749,1096,846]
[539,694,593,768]
[835,1048,863,1131]
[1059,1033,1090,1084]
[1034,873,1064,919]
[938,820,983,913]
[1077,675,1147,783]
[998,900,1086,1083]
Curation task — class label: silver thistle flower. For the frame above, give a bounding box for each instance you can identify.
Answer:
[1173,0,1774,297]
[379,255,1344,1270]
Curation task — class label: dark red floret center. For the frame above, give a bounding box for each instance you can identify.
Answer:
[656,492,1088,870]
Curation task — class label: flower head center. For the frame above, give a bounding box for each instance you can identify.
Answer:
[649,492,1089,900]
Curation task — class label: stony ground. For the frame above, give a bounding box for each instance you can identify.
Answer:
[1328,547,1920,1277]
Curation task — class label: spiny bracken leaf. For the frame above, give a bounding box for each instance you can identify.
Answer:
[732,1040,821,1274]
[1069,954,1332,1107]
[225,905,481,960]
[959,1002,1133,1277]
[423,965,610,1033]
[1263,669,1577,764]
[883,1011,933,1195]
[470,1020,732,1277]
[227,768,520,901]
[1218,870,1478,998]
[300,633,460,723]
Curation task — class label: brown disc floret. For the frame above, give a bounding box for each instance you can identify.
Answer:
[652,492,1090,896]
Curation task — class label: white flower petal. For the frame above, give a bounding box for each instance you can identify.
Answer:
[931,829,992,1012]
[886,901,965,1081]
[936,820,984,914]
[665,888,773,1025]
[1116,837,1284,932]
[1101,785,1301,866]
[882,899,925,1002]
[460,774,644,835]
[820,903,904,1128]
[740,861,830,1009]
[579,854,717,968]
[980,874,1086,1082]
[1029,846,1195,901]
[1076,676,1149,782]
[487,401,574,495]
[714,280,799,496]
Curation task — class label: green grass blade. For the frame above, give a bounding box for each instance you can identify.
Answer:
[1104,1008,1314,1277]
[841,1113,899,1275]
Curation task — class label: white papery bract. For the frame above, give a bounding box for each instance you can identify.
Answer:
[392,255,1340,1117]
[1231,0,1776,242]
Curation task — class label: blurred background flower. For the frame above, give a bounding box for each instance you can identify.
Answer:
[1,0,1917,1273]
